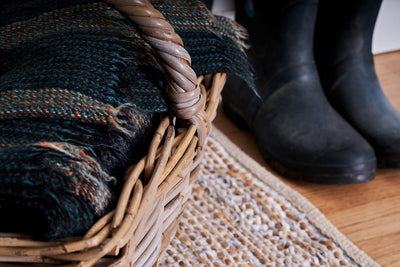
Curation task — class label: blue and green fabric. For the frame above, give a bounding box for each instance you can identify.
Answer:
[0,0,251,240]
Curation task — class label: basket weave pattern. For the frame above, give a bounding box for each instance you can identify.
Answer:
[0,0,226,266]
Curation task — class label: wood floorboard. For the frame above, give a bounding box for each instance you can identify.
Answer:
[213,50,400,266]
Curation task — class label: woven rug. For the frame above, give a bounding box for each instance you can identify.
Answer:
[159,127,379,267]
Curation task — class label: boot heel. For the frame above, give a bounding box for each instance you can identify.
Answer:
[222,100,250,131]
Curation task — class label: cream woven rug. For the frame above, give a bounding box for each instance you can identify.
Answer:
[159,128,379,267]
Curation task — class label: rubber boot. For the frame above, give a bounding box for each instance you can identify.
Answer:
[315,0,400,168]
[222,0,376,184]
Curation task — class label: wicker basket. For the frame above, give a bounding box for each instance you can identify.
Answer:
[0,0,226,266]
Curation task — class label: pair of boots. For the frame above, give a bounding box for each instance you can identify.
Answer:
[222,0,400,184]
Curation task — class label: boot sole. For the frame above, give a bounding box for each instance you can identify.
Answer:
[262,150,376,184]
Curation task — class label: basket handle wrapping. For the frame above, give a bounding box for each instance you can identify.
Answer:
[103,0,209,148]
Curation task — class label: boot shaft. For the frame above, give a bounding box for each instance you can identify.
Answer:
[235,0,319,67]
[315,0,383,67]
[235,0,382,66]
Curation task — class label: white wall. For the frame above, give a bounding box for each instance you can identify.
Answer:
[212,0,400,54]
[372,0,400,54]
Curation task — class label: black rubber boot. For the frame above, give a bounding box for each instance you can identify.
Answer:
[222,0,376,184]
[315,0,400,168]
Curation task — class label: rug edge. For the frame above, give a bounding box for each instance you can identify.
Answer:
[210,126,380,267]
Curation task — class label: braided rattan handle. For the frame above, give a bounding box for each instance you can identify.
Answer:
[103,0,208,147]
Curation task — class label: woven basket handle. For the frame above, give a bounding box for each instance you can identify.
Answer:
[103,0,208,147]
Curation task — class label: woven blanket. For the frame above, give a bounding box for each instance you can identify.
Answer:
[159,128,379,267]
[0,0,250,240]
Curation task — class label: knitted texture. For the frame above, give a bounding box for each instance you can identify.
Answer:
[0,0,250,240]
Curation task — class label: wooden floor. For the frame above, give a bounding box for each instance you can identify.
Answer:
[213,50,400,267]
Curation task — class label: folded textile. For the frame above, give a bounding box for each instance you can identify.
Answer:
[0,0,251,240]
